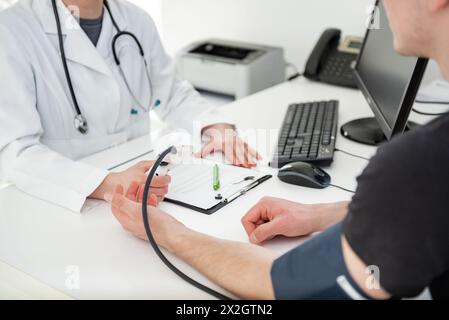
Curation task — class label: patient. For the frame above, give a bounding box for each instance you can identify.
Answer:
[109,0,449,300]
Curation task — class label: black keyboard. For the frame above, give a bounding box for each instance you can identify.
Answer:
[271,100,339,168]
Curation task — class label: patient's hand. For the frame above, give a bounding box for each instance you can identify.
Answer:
[94,161,171,205]
[110,183,183,247]
[241,197,349,244]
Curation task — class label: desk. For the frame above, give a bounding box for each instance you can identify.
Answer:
[0,78,437,299]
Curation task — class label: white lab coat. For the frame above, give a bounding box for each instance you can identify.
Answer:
[0,0,224,212]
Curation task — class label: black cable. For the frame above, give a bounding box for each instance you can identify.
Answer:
[415,99,449,105]
[51,0,82,118]
[288,73,303,81]
[286,62,302,81]
[330,184,355,194]
[104,0,121,31]
[412,100,449,116]
[334,148,370,161]
[412,108,449,116]
[332,149,364,193]
[142,146,232,300]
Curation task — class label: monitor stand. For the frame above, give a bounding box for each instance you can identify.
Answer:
[340,118,418,146]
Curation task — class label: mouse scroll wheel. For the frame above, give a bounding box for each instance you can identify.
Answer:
[314,168,326,177]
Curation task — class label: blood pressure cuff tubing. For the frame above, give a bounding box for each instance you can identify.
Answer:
[271,223,371,300]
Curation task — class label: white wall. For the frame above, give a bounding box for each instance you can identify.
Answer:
[0,0,16,11]
[0,0,163,32]
[161,0,374,69]
[0,0,441,82]
[127,0,163,33]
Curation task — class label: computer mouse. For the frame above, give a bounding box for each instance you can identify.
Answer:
[278,162,331,189]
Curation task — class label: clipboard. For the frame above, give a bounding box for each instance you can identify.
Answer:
[162,163,272,215]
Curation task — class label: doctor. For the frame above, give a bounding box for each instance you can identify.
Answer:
[0,0,261,212]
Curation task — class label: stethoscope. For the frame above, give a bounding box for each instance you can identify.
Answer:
[142,146,231,300]
[51,0,154,135]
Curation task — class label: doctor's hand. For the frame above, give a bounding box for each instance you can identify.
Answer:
[241,197,349,244]
[92,161,171,205]
[196,124,262,168]
[110,184,183,247]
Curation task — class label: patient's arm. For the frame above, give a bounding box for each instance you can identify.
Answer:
[166,226,277,299]
[110,183,276,300]
[110,184,388,300]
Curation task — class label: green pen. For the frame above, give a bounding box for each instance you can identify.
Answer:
[213,164,220,191]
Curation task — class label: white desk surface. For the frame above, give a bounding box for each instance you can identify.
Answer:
[0,78,439,300]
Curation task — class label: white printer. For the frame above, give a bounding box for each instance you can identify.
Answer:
[177,39,286,99]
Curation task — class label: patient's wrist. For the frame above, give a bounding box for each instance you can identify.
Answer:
[313,202,349,231]
[159,221,190,253]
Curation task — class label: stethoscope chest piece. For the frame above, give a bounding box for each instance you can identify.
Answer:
[74,114,89,135]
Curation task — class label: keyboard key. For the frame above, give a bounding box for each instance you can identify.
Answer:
[285,110,295,125]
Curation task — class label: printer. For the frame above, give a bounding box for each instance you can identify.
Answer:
[177,39,286,99]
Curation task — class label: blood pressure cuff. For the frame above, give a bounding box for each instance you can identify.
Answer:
[271,223,371,300]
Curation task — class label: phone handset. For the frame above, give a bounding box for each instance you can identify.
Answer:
[303,28,362,89]
[304,28,342,79]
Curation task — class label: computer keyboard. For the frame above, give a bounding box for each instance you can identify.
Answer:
[271,100,339,168]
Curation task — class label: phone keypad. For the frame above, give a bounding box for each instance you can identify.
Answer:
[320,53,358,88]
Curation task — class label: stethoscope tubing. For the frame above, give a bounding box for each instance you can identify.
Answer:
[51,0,88,134]
[105,0,153,113]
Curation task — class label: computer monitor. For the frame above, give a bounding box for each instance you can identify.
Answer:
[341,0,428,145]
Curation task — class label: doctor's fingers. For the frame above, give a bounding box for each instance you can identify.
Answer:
[126,181,141,202]
[240,141,260,166]
[138,186,168,201]
[242,143,251,166]
[226,137,248,167]
[196,140,216,158]
[150,175,171,188]
[133,184,167,204]
[140,175,170,199]
[238,141,257,168]
[245,142,263,161]
[136,160,157,173]
[234,140,246,167]
[125,181,148,204]
[124,182,160,205]
[149,187,169,197]
[222,137,238,165]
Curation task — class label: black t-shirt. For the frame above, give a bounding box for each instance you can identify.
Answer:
[79,12,104,46]
[343,113,449,299]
